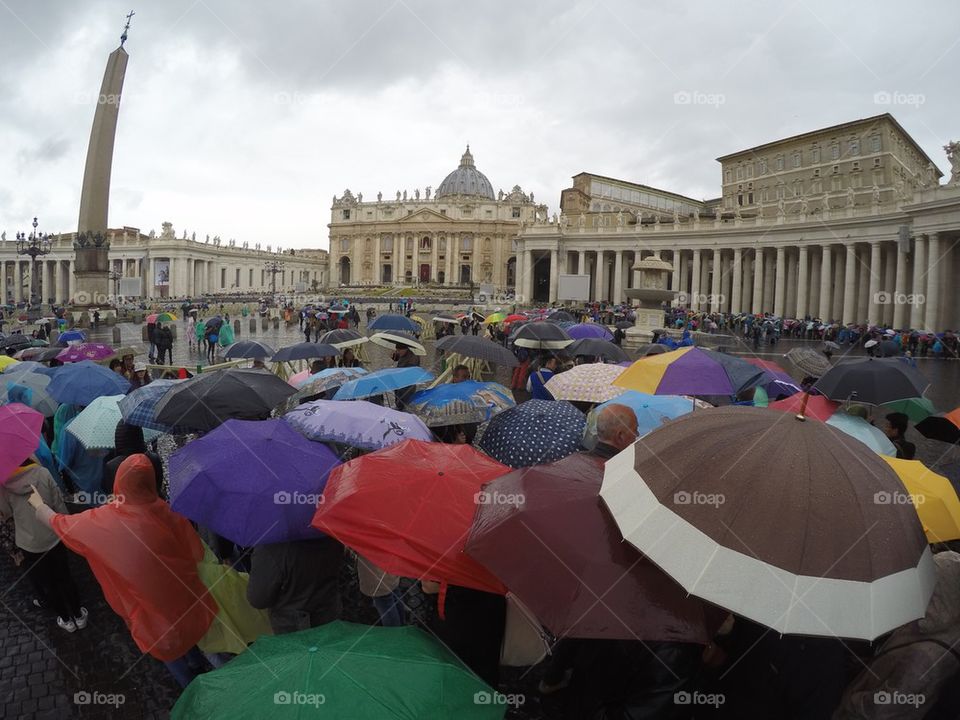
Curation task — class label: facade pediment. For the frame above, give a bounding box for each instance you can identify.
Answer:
[397,208,454,223]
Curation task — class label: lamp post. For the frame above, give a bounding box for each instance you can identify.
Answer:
[108,269,122,303]
[264,259,284,299]
[16,217,52,307]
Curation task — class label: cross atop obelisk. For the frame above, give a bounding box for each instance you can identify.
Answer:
[120,10,135,47]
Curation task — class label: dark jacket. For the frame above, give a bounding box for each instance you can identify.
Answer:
[103,423,163,496]
[246,537,344,635]
[157,327,173,350]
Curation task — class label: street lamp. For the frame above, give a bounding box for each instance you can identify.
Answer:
[16,217,52,306]
[264,259,285,298]
[108,269,122,303]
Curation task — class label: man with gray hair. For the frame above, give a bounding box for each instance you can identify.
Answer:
[591,404,638,460]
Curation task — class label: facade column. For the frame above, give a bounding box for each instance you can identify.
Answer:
[398,235,407,285]
[0,261,6,304]
[671,250,681,303]
[613,250,624,304]
[796,245,809,319]
[867,241,883,325]
[690,249,701,310]
[710,249,721,312]
[819,246,832,321]
[443,236,452,286]
[752,249,764,313]
[731,248,742,314]
[594,251,606,302]
[774,247,786,317]
[743,256,754,311]
[842,244,858,324]
[925,232,941,331]
[549,247,559,304]
[51,260,60,304]
[893,241,909,329]
[577,250,586,275]
[67,260,75,302]
[882,244,896,326]
[909,234,926,329]
[512,242,522,293]
[430,235,438,283]
[522,248,533,303]
[680,252,690,301]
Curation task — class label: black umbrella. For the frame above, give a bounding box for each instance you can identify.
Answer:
[512,321,573,350]
[204,316,224,329]
[615,320,634,330]
[476,400,585,469]
[0,335,32,350]
[566,338,629,363]
[153,368,295,431]
[546,311,576,323]
[636,343,669,357]
[915,413,960,444]
[223,340,276,360]
[814,357,929,405]
[271,343,340,362]
[318,329,368,349]
[435,334,519,366]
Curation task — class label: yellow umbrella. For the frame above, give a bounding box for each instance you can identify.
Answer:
[0,356,20,371]
[484,312,506,324]
[882,456,960,543]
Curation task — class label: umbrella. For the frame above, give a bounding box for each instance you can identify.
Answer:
[584,391,696,445]
[55,329,86,345]
[66,395,162,450]
[636,343,669,357]
[169,419,339,546]
[171,622,504,720]
[864,339,879,349]
[407,381,515,427]
[743,358,802,399]
[465,453,719,642]
[3,361,47,377]
[47,360,130,405]
[615,347,766,397]
[312,439,508,593]
[567,323,614,341]
[317,329,368,348]
[512,321,573,350]
[601,406,935,640]
[203,315,224,330]
[367,314,420,333]
[153,368,296,432]
[285,399,433,449]
[543,363,625,404]
[12,346,62,362]
[881,457,960,543]
[56,343,116,363]
[768,393,840,422]
[223,340,276,360]
[916,406,960,444]
[432,313,460,325]
[882,397,936,424]
[0,371,59,416]
[566,338,629,363]
[476,400,585,469]
[0,357,18,371]
[546,311,575,323]
[369,331,426,356]
[823,341,841,352]
[815,358,929,405]
[271,342,340,362]
[504,314,527,324]
[823,413,897,456]
[332,367,434,401]
[785,347,830,378]
[282,368,368,410]
[118,379,190,432]
[435,334,519,366]
[615,320,634,330]
[146,312,177,323]
[0,335,32,351]
[0,403,43,484]
[483,312,506,324]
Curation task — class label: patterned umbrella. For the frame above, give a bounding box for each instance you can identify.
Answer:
[332,367,434,401]
[145,312,177,323]
[56,342,116,363]
[318,329,369,348]
[435,334,519,366]
[785,347,831,378]
[223,340,276,360]
[47,360,131,406]
[271,342,340,362]
[0,371,59,416]
[476,399,586,469]
[66,395,162,450]
[544,363,626,404]
[614,347,765,396]
[12,346,63,362]
[118,379,190,432]
[567,323,614,341]
[407,381,515,427]
[565,338,629,363]
[367,314,420,333]
[483,312,506,324]
[285,399,433,449]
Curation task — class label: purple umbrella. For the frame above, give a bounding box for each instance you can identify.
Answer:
[284,399,433,450]
[56,342,116,363]
[169,418,340,546]
[567,323,614,341]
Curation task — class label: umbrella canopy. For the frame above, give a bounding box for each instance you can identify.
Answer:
[407,381,515,427]
[171,622,504,720]
[55,329,86,345]
[0,371,59,416]
[615,347,765,397]
[435,334,519,366]
[317,328,368,348]
[483,312,506,324]
[282,368,368,411]
[56,342,115,363]
[544,363,625,404]
[0,403,43,484]
[546,311,575,323]
[367,313,420,333]
[169,419,339,546]
[512,321,573,350]
[153,368,296,432]
[815,357,929,404]
[743,358,802,399]
[615,320,634,330]
[12,346,62,362]
[0,335,32,351]
[785,347,831,378]
[585,391,697,445]
[504,314,527,324]
[285,399,433,450]
[466,453,719,643]
[66,395,161,450]
[271,342,340,362]
[369,331,427,356]
[332,367,434,401]
[881,457,960,543]
[636,343,669,357]
[823,413,897,456]
[476,399,586,469]
[118,379,190,433]
[567,323,614,341]
[600,406,935,640]
[566,338,629,363]
[223,340,277,360]
[915,406,960,444]
[47,360,131,406]
[204,315,224,329]
[146,312,177,323]
[768,393,840,422]
[0,356,19,371]
[882,397,937,424]
[312,439,508,593]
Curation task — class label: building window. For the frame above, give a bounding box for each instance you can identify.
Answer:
[872,135,881,152]
[342,209,351,220]
[831,144,840,160]
[748,192,754,204]
[852,160,860,171]
[849,139,860,155]
[235,268,240,287]
[758,159,767,174]
[737,193,743,206]
[736,167,743,180]
[792,153,801,168]
[873,157,882,168]
[812,147,821,163]
[249,269,253,285]
[420,237,431,250]
[832,165,840,174]
[340,239,350,252]
[460,237,472,251]
[511,207,521,218]
[813,168,821,177]
[366,211,373,218]
[725,170,732,183]
[463,208,473,217]
[775,156,784,171]
[440,209,447,216]
[220,268,226,289]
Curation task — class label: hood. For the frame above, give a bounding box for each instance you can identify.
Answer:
[114,422,146,456]
[2,463,46,496]
[114,454,159,506]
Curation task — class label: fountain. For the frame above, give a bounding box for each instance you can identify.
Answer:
[623,251,676,349]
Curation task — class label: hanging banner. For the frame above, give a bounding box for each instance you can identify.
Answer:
[154,259,170,287]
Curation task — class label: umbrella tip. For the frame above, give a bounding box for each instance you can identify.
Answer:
[794,414,807,422]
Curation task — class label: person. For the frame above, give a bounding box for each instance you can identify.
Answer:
[528,355,559,400]
[246,536,344,635]
[392,343,421,411]
[29,455,218,687]
[186,312,196,352]
[355,553,405,627]
[156,322,173,365]
[339,348,361,368]
[591,404,638,458]
[883,412,916,460]
[309,359,325,374]
[251,358,267,370]
[205,326,218,363]
[108,358,124,375]
[451,364,470,383]
[0,458,85,632]
[129,362,151,390]
[92,309,100,329]
[102,422,163,497]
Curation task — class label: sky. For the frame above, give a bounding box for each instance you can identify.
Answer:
[0,0,957,250]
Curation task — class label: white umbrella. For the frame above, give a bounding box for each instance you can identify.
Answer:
[369,332,427,356]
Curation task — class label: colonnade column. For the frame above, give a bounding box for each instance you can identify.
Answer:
[909,235,926,329]
[613,251,624,304]
[709,249,721,312]
[690,250,701,310]
[925,232,941,332]
[671,251,681,305]
[594,251,606,302]
[752,249,764,314]
[67,260,75,302]
[892,241,909,330]
[819,246,832,321]
[549,248,559,304]
[522,248,533,303]
[842,244,858,324]
[774,247,786,317]
[796,245,809,319]
[731,248,742,314]
[867,241,883,325]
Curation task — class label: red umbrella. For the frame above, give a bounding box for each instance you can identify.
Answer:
[503,314,527,324]
[311,439,508,595]
[768,393,839,421]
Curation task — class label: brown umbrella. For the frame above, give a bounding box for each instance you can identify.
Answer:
[785,347,830,378]
[466,453,721,643]
[601,405,935,640]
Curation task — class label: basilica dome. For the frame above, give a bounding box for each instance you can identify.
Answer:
[435,146,496,200]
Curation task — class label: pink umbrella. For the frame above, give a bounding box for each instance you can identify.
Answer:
[0,403,43,485]
[56,343,116,363]
[288,369,310,387]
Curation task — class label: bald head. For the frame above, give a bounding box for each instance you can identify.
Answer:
[596,404,638,451]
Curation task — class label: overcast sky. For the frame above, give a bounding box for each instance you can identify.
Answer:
[1,0,957,249]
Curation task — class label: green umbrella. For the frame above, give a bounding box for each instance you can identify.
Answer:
[172,622,506,720]
[882,396,937,424]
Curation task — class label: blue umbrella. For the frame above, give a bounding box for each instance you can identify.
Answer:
[118,379,189,432]
[366,314,419,334]
[0,372,59,416]
[56,329,86,346]
[169,418,340,546]
[333,367,434,401]
[285,399,433,450]
[585,391,696,445]
[46,360,130,406]
[476,399,586,469]
[407,381,516,427]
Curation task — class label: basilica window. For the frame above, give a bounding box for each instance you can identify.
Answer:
[440,209,447,215]
[831,144,840,160]
[775,156,784,171]
[725,169,732,183]
[871,135,881,152]
[792,153,801,168]
[811,147,821,163]
[736,167,743,180]
[485,210,493,218]
[758,159,767,175]
[420,237,431,250]
[511,207,521,218]
[340,239,350,252]
[849,139,860,155]
[461,236,472,251]
[342,209,351,220]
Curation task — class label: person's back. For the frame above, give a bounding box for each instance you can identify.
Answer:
[528,365,555,400]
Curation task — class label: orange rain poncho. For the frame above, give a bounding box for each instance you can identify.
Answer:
[52,455,218,661]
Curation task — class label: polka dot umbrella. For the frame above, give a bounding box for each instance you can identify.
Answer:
[476,399,585,469]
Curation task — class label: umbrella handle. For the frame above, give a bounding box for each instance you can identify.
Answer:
[795,391,810,421]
